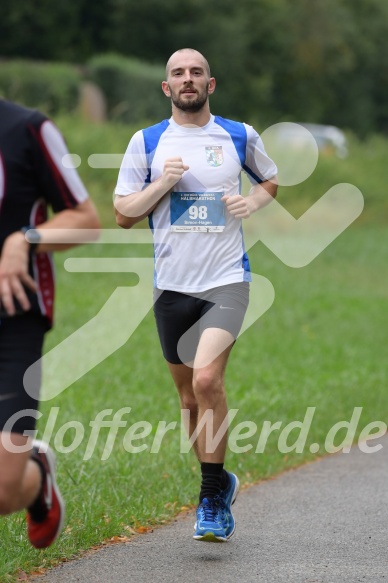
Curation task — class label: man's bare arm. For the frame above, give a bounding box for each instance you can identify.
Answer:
[114,157,189,229]
[221,176,278,219]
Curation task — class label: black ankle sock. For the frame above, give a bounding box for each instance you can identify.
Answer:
[199,462,224,502]
[220,469,230,491]
[27,456,46,521]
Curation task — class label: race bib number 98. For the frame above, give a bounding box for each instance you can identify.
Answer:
[170,192,225,232]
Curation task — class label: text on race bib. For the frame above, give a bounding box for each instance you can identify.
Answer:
[170,191,225,233]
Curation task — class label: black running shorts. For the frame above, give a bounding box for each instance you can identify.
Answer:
[153,282,249,365]
[0,312,47,434]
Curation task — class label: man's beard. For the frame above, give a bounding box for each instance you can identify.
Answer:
[170,84,209,113]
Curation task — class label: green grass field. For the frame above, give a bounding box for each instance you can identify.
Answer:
[0,117,387,581]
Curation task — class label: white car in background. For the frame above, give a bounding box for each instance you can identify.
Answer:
[259,121,349,189]
[293,123,348,158]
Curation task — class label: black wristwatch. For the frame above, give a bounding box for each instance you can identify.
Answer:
[21,226,41,253]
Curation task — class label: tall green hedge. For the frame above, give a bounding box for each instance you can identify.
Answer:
[0,59,81,115]
[87,53,169,124]
[0,55,169,124]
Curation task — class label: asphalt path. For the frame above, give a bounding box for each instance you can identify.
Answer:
[31,435,388,583]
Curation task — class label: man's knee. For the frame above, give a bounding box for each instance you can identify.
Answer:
[180,395,198,415]
[193,369,224,405]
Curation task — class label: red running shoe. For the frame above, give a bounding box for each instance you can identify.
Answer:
[27,440,65,549]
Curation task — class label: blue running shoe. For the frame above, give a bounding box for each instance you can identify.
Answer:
[219,471,240,539]
[193,497,227,542]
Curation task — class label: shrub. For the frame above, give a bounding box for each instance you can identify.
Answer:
[87,53,169,124]
[0,59,81,115]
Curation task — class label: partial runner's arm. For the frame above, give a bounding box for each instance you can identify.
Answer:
[0,200,100,316]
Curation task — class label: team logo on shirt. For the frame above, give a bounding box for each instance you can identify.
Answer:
[205,146,223,167]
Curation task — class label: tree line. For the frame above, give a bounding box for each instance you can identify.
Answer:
[1,0,387,136]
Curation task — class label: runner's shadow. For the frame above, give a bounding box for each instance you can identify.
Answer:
[181,546,237,565]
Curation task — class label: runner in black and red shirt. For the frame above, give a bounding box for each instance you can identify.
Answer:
[0,99,100,548]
